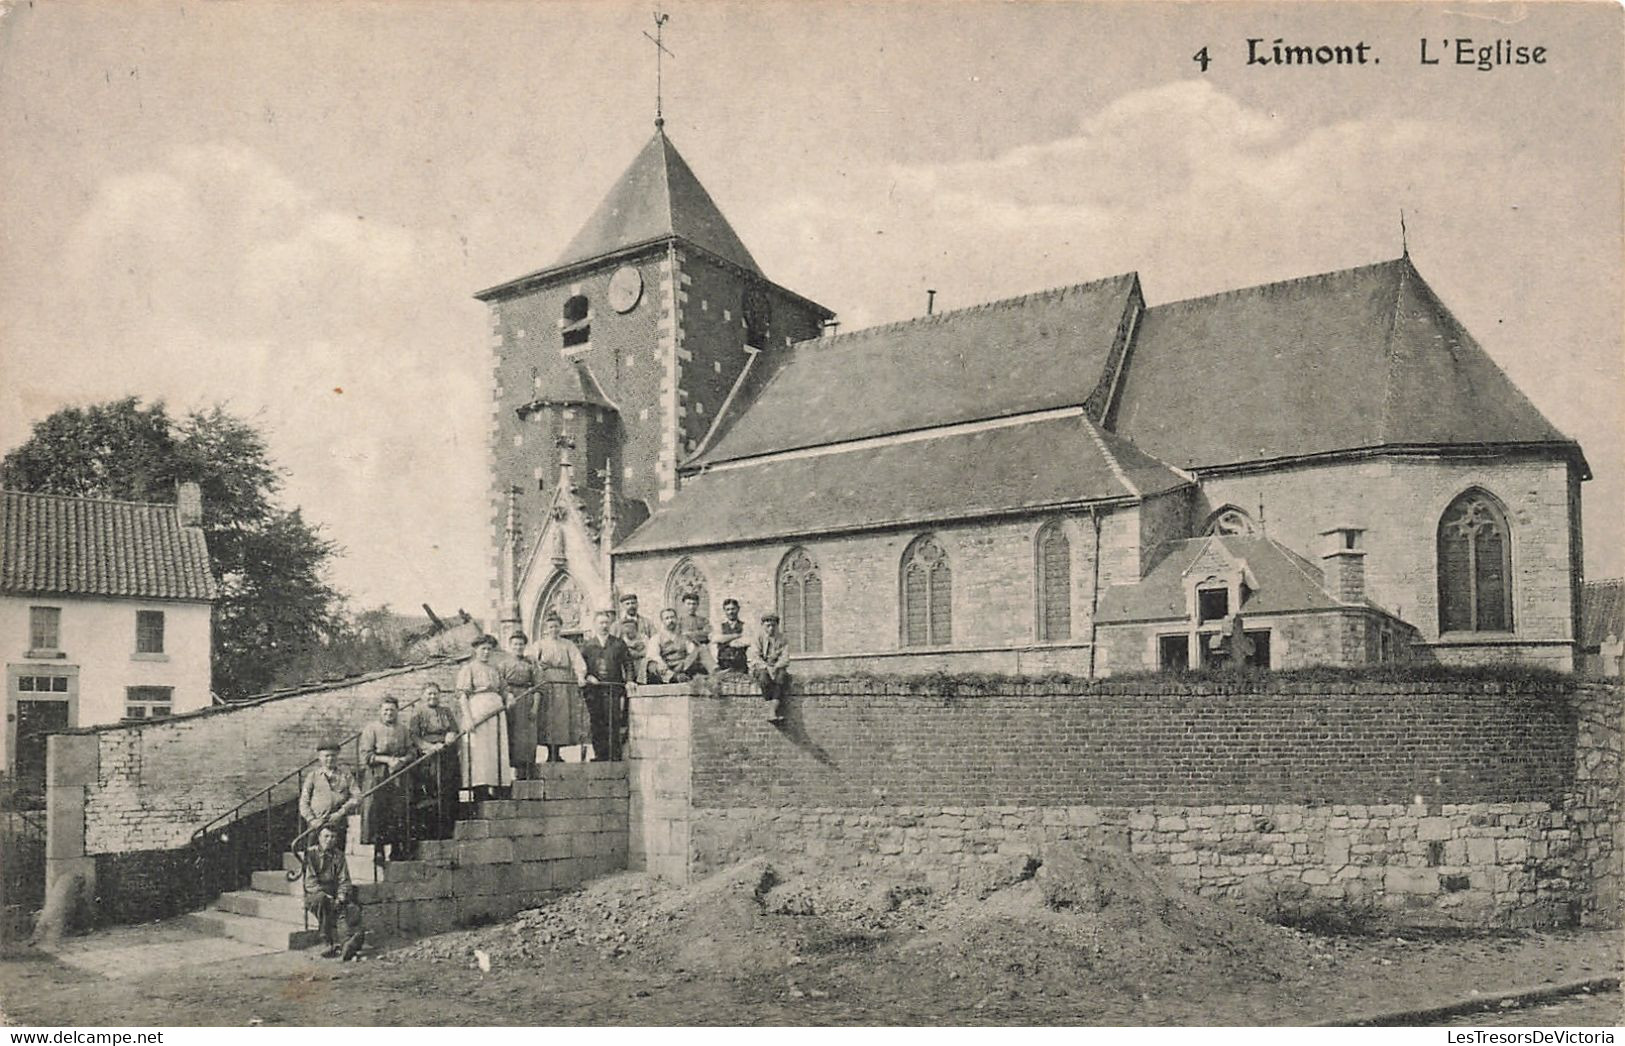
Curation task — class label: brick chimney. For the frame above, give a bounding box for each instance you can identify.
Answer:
[1320,526,1366,603]
[176,481,204,527]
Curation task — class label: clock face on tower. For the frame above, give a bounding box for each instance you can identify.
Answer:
[608,265,643,314]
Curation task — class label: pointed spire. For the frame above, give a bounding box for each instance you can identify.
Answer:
[553,131,762,274]
[1400,208,1409,257]
[499,486,523,639]
[599,466,617,583]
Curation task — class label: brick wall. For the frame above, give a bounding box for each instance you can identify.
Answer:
[647,677,1618,928]
[70,660,462,856]
[688,678,1574,808]
[1197,454,1580,666]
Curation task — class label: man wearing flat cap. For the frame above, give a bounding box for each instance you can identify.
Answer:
[299,739,359,849]
[749,612,792,724]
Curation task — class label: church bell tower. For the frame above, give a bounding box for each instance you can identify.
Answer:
[474,124,834,636]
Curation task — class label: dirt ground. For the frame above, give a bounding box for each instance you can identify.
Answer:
[2,851,1620,1027]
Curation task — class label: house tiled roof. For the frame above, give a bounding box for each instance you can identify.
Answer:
[1581,579,1625,647]
[619,412,1190,554]
[1110,257,1582,472]
[0,489,218,601]
[1096,535,1342,624]
[691,274,1143,466]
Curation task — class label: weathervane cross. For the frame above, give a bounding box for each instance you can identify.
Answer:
[643,12,673,128]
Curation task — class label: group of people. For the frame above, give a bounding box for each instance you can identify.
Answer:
[292,589,793,959]
[611,591,793,719]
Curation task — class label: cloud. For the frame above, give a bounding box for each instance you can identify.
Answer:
[14,142,490,610]
[751,80,1506,325]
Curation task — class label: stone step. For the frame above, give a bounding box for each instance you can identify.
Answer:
[251,868,302,896]
[215,888,306,924]
[182,909,323,951]
[282,849,387,882]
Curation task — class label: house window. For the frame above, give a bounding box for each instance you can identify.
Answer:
[778,548,823,654]
[136,611,166,654]
[17,675,70,693]
[1036,522,1071,641]
[1437,489,1513,633]
[1158,634,1190,672]
[902,535,952,647]
[562,295,591,348]
[1197,588,1229,623]
[125,686,173,720]
[29,606,61,652]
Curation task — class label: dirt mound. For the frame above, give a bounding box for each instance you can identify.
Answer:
[387,843,1323,1005]
[899,847,1315,1003]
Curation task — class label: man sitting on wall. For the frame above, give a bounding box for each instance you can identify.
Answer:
[715,598,749,675]
[749,612,791,724]
[299,740,359,850]
[303,823,364,961]
[676,591,714,674]
[652,607,703,683]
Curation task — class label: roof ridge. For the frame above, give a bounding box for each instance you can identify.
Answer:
[1145,257,1406,312]
[1376,257,1410,446]
[790,272,1138,353]
[1081,417,1141,499]
[1,487,182,511]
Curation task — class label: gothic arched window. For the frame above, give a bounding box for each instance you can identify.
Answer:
[562,295,591,348]
[777,548,823,654]
[1437,489,1513,633]
[664,558,709,618]
[901,535,952,647]
[1036,522,1071,641]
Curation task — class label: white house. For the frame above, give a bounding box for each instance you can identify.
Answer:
[0,485,217,800]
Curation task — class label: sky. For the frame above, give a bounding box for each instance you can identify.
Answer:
[0,1,1619,614]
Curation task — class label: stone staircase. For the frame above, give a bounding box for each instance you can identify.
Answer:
[181,763,630,951]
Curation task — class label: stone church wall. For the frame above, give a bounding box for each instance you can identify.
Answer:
[614,504,1150,676]
[1196,453,1578,668]
[643,677,1617,929]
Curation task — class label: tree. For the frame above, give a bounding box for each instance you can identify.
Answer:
[2,398,345,699]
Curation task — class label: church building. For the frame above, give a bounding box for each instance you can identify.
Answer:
[479,126,1589,675]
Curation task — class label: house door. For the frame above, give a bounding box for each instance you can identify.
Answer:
[13,699,69,805]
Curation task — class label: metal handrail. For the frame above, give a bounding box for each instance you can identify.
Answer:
[188,693,429,848]
[286,687,534,879]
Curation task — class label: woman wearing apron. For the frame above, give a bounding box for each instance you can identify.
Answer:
[531,612,590,763]
[454,633,508,799]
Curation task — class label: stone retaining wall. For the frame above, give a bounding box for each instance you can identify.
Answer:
[651,678,1620,929]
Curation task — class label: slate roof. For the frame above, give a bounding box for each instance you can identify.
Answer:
[1095,535,1342,624]
[1581,579,1625,647]
[691,274,1143,466]
[1110,257,1582,472]
[557,129,760,276]
[1,489,218,601]
[515,360,618,415]
[619,412,1189,553]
